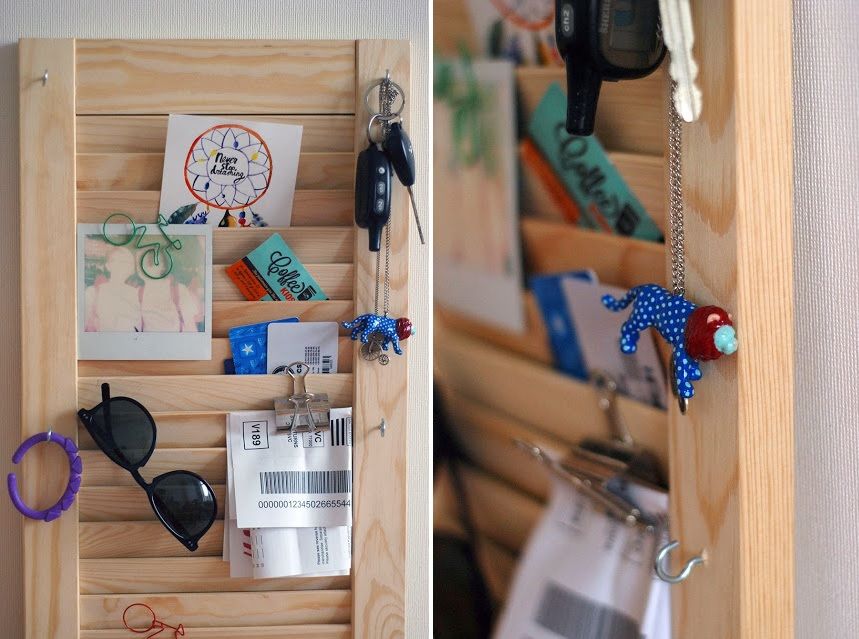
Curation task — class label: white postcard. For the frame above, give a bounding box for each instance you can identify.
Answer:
[267,321,340,374]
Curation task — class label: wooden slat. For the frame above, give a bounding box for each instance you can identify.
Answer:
[19,38,78,638]
[78,412,230,448]
[521,218,666,288]
[80,591,351,628]
[80,521,225,558]
[78,374,353,412]
[79,485,226,522]
[80,448,226,486]
[75,40,355,114]
[670,2,795,638]
[476,536,517,604]
[213,263,353,301]
[80,626,352,639]
[435,329,667,458]
[516,66,665,156]
[436,293,552,366]
[212,300,354,337]
[351,40,410,639]
[212,227,353,263]
[76,115,355,153]
[79,558,350,593]
[76,190,353,227]
[77,152,352,191]
[520,151,665,232]
[78,336,354,377]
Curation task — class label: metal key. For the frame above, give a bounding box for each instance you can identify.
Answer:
[659,0,702,121]
[383,120,426,245]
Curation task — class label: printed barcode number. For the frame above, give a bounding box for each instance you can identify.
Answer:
[304,346,321,366]
[322,354,333,373]
[259,469,352,495]
[534,582,640,639]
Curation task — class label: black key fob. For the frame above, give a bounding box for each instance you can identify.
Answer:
[556,0,665,135]
[354,142,391,252]
[383,121,416,188]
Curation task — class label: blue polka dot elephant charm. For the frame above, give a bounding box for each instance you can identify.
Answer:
[342,313,414,365]
[603,99,738,413]
[603,284,737,404]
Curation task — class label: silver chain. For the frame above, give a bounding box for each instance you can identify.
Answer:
[667,83,685,297]
[372,73,396,317]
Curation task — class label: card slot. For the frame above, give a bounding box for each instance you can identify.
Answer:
[516,66,665,156]
[79,625,352,639]
[76,115,355,154]
[79,485,226,522]
[79,557,351,593]
[435,328,666,446]
[77,337,354,379]
[213,263,353,301]
[212,301,354,337]
[80,590,351,629]
[76,190,354,227]
[77,373,354,412]
[76,152,353,192]
[80,521,225,559]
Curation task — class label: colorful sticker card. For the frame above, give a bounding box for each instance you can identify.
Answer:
[159,115,302,228]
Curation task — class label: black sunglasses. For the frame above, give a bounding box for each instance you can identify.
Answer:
[78,383,217,551]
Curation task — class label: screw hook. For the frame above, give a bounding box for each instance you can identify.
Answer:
[378,418,387,437]
[654,540,704,584]
[41,69,48,86]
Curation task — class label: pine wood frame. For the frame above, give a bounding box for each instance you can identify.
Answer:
[19,38,411,638]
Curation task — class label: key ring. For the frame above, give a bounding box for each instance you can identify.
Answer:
[363,75,405,119]
[366,113,390,145]
[7,430,82,521]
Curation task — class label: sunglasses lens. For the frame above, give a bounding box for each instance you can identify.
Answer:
[83,398,155,469]
[151,472,217,549]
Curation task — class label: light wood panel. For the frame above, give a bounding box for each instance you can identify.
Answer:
[435,329,667,457]
[351,40,410,639]
[76,115,355,153]
[80,448,227,486]
[78,336,354,377]
[79,484,226,522]
[76,190,353,227]
[80,591,351,628]
[77,374,353,412]
[667,2,794,638]
[77,152,352,191]
[79,558,350,594]
[19,38,79,638]
[80,521,226,558]
[213,263,353,301]
[79,626,352,639]
[211,300,354,336]
[521,218,667,288]
[75,40,356,114]
[517,66,665,155]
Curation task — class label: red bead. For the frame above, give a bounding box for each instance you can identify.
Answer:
[685,305,732,361]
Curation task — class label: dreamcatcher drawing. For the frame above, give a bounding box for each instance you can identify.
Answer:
[183,124,273,227]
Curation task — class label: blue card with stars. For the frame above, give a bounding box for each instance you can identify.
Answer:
[229,317,298,375]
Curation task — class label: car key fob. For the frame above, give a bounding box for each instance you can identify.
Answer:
[384,121,415,187]
[354,141,392,252]
[555,0,665,135]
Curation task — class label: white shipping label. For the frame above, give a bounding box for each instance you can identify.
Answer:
[229,407,352,529]
[493,479,669,639]
[266,321,339,374]
[251,526,351,579]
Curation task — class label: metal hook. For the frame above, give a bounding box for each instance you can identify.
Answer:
[41,69,48,86]
[654,540,704,584]
[363,76,405,118]
[378,418,387,437]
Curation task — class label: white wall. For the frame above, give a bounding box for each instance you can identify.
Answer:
[793,2,859,637]
[0,1,430,635]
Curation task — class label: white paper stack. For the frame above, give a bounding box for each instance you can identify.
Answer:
[223,408,352,579]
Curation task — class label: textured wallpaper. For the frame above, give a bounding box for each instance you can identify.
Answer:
[0,1,430,635]
[793,2,859,637]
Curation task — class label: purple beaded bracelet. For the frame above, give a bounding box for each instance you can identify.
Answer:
[7,431,82,521]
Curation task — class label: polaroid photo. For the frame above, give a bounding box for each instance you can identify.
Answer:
[77,222,213,360]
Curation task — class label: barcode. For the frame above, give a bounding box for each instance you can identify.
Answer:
[329,416,351,447]
[534,582,640,639]
[304,346,320,366]
[322,354,333,373]
[259,470,351,495]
